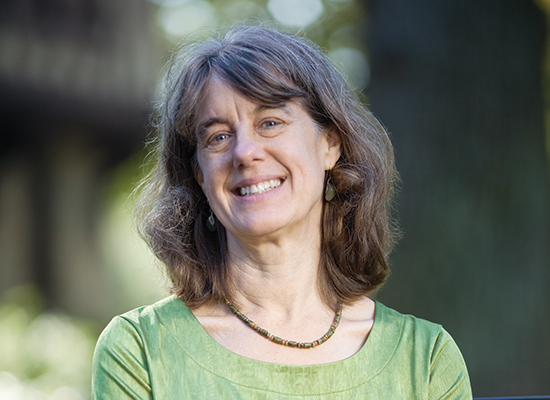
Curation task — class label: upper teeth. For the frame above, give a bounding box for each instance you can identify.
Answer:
[239,179,281,196]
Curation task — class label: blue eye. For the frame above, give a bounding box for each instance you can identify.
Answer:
[263,120,278,128]
[214,134,228,142]
[205,133,230,149]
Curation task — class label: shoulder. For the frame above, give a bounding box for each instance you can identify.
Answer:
[94,296,188,356]
[374,302,472,399]
[114,295,186,326]
[92,296,190,399]
[376,301,458,351]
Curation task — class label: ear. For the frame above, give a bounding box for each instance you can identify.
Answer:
[324,130,342,170]
[192,157,204,186]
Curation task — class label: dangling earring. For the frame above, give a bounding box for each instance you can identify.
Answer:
[206,210,216,232]
[325,177,336,201]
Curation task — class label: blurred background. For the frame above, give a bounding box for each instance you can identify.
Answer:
[0,0,549,398]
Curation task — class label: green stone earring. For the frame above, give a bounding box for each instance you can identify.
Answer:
[325,179,336,201]
[206,210,216,232]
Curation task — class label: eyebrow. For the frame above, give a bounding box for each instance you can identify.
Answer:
[255,102,293,116]
[196,102,292,136]
[196,117,228,136]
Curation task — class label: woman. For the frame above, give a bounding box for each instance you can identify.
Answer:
[92,25,472,399]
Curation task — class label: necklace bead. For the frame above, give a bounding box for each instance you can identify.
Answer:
[223,296,342,349]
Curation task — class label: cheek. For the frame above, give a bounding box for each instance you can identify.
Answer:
[196,159,223,199]
[198,167,213,195]
[196,151,213,184]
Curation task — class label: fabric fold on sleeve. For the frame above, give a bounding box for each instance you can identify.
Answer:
[428,328,472,400]
[92,316,153,400]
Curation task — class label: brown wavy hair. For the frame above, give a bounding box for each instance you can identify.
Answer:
[137,25,398,310]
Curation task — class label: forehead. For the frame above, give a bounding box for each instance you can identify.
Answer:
[198,76,251,114]
[199,74,291,108]
[195,76,298,130]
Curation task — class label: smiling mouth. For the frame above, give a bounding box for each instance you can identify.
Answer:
[237,179,282,196]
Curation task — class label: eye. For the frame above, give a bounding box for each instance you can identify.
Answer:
[214,133,229,142]
[203,131,232,150]
[262,120,279,128]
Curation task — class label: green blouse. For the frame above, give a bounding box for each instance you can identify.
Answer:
[92,296,472,399]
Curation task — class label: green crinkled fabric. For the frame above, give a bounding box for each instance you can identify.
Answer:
[92,296,472,399]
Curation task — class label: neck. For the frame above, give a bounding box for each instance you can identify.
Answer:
[225,226,327,318]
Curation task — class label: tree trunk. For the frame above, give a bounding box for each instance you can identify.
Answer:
[366,0,550,396]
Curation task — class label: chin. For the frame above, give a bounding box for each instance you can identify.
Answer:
[226,217,289,240]
[233,224,284,239]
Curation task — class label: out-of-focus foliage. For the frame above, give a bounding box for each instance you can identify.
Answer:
[0,286,98,400]
[149,0,371,90]
[97,151,167,317]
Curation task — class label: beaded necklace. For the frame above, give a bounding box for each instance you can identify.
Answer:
[223,296,342,349]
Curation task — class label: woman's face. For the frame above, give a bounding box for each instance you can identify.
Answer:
[195,76,341,243]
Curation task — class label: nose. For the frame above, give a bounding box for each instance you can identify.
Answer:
[232,128,265,169]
